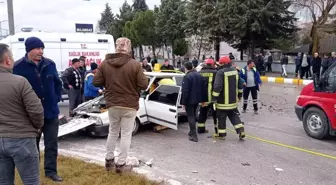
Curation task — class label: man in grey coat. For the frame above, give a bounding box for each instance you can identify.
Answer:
[0,43,44,185]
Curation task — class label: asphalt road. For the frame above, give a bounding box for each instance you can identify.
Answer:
[56,83,336,185]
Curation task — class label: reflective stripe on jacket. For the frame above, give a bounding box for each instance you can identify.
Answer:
[199,66,217,103]
[212,66,244,110]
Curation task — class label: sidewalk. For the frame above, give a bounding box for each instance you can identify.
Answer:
[261,72,313,85]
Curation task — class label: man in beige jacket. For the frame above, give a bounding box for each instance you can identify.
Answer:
[0,43,44,184]
[93,38,148,173]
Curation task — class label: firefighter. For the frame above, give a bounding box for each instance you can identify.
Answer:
[197,58,218,136]
[212,56,246,140]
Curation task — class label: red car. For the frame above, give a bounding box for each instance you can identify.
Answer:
[295,63,336,139]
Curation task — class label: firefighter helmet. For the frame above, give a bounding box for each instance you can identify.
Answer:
[219,56,231,64]
[205,58,215,65]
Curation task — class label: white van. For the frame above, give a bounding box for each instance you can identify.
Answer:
[0,32,115,72]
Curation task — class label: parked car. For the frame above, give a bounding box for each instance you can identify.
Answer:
[295,62,336,139]
[58,72,186,137]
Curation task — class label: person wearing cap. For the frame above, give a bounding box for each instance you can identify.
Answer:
[13,37,63,182]
[181,62,207,142]
[239,60,262,114]
[84,63,103,101]
[212,56,245,140]
[61,58,83,117]
[197,58,218,137]
[93,37,148,173]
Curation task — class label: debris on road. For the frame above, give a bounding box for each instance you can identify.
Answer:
[139,158,154,167]
[192,170,198,173]
[275,168,284,172]
[241,162,251,166]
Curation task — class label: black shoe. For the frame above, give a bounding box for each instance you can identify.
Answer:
[189,136,198,142]
[46,174,63,182]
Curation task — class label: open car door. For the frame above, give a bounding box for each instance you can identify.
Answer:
[145,85,180,130]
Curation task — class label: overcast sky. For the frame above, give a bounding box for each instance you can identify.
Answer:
[0,0,159,34]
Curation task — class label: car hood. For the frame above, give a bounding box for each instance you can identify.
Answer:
[73,95,106,113]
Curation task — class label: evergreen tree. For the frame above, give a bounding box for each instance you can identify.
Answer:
[98,3,115,33]
[156,0,187,64]
[217,0,297,56]
[132,10,161,56]
[185,0,218,59]
[110,1,134,40]
[132,0,149,12]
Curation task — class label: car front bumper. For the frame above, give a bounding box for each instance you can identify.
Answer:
[85,124,109,137]
[295,105,303,121]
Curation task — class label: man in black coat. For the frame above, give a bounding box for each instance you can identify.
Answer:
[181,62,206,142]
[312,52,322,79]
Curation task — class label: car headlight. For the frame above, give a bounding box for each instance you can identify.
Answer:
[89,116,103,125]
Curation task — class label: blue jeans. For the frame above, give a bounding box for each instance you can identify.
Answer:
[0,138,39,185]
[36,118,59,177]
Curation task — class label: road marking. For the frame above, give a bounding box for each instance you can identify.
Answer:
[227,129,336,160]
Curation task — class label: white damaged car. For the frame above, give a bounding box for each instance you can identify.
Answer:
[58,72,186,137]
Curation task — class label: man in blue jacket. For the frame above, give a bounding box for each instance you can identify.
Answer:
[84,63,103,101]
[181,62,206,142]
[13,37,63,182]
[239,60,262,114]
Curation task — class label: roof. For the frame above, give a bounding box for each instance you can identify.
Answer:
[0,32,114,43]
[144,72,185,77]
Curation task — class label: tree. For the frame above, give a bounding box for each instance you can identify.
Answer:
[123,21,139,57]
[218,0,297,57]
[109,1,134,40]
[185,0,218,60]
[188,35,213,59]
[293,0,336,54]
[173,39,188,56]
[98,3,115,33]
[132,10,161,57]
[132,0,149,12]
[156,0,187,65]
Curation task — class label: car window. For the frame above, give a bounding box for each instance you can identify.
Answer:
[175,76,183,86]
[148,85,180,106]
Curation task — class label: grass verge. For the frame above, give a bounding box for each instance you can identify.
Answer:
[15,155,160,185]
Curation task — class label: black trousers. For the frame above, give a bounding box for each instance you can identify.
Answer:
[185,104,198,137]
[243,86,258,111]
[217,109,244,137]
[36,118,59,176]
[266,63,272,72]
[295,65,301,77]
[300,66,309,79]
[197,103,217,134]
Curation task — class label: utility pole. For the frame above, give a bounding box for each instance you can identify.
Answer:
[7,0,14,35]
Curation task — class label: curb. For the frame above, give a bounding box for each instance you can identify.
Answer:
[260,76,312,85]
[57,149,183,185]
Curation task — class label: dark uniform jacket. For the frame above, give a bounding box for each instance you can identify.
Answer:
[212,65,244,110]
[181,70,207,105]
[199,65,217,103]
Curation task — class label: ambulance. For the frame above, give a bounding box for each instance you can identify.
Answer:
[0,31,115,72]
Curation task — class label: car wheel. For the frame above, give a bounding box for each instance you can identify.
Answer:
[302,107,329,139]
[132,118,140,136]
